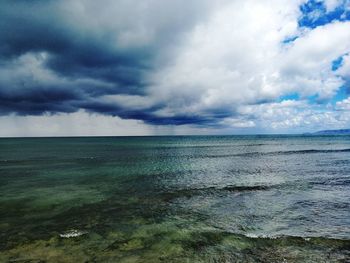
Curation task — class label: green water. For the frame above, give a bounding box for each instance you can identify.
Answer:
[0,136,350,262]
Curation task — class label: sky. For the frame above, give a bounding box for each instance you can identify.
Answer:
[0,0,350,136]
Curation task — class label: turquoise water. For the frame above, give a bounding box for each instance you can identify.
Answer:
[0,136,350,262]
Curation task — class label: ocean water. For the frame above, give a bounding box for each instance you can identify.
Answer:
[0,135,349,262]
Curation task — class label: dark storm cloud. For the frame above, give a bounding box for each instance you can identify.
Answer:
[0,0,228,125]
[80,99,231,126]
[0,81,80,115]
[0,0,150,93]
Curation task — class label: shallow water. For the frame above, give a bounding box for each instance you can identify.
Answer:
[0,135,350,262]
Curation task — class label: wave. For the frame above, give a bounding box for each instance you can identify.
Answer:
[310,176,350,186]
[59,229,87,238]
[161,184,276,201]
[242,233,350,242]
[221,185,272,191]
[197,148,350,159]
[274,148,350,155]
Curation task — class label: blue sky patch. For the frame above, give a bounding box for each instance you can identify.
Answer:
[332,56,344,71]
[307,94,320,104]
[331,86,348,104]
[299,0,350,29]
[278,93,300,101]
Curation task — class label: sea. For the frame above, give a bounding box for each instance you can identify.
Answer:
[0,135,349,262]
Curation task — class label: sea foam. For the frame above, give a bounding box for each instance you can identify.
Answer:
[59,229,87,238]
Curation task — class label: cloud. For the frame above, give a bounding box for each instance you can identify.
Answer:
[0,0,223,120]
[0,0,217,85]
[1,0,350,135]
[324,0,343,11]
[278,20,350,100]
[147,0,350,119]
[239,99,350,132]
[148,0,302,117]
[336,96,350,110]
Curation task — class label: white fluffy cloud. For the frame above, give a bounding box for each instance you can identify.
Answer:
[324,0,344,11]
[237,99,350,132]
[278,21,350,99]
[148,0,303,115]
[143,0,350,129]
[336,96,350,110]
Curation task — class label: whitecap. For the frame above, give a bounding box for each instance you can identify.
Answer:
[245,233,279,239]
[59,229,87,238]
